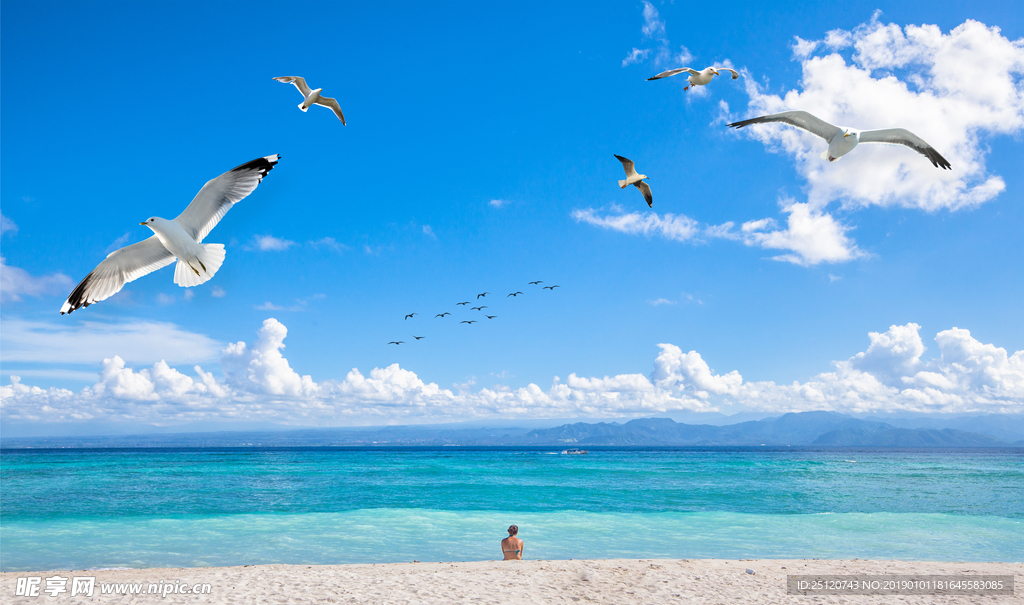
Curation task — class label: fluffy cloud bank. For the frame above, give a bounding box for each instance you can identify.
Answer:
[589,16,1024,266]
[3,319,1021,428]
[733,15,1024,212]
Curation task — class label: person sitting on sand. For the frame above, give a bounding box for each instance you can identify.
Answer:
[501,525,524,560]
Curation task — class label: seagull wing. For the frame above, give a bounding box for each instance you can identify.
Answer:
[716,68,740,79]
[273,76,312,97]
[858,128,952,169]
[647,67,699,81]
[60,236,175,314]
[174,155,279,243]
[614,155,638,178]
[633,181,653,207]
[727,110,842,142]
[315,96,346,125]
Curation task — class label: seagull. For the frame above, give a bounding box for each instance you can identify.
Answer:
[388,341,405,345]
[435,312,451,318]
[273,77,346,124]
[60,155,280,315]
[477,292,490,299]
[485,315,497,319]
[456,301,471,306]
[727,110,951,169]
[614,155,652,208]
[471,305,487,311]
[461,320,477,325]
[543,285,560,290]
[405,313,417,320]
[508,292,523,297]
[647,66,739,90]
[528,281,543,285]
[413,336,425,340]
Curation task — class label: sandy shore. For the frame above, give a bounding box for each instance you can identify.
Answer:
[3,559,1020,604]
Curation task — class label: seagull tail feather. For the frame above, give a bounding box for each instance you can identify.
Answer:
[298,102,309,112]
[618,179,628,188]
[174,244,226,288]
[818,149,833,161]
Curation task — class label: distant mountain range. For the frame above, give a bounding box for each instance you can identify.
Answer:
[2,411,1022,448]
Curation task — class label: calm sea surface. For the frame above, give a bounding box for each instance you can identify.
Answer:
[1,447,1021,570]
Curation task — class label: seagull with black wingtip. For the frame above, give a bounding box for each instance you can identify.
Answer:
[614,155,652,208]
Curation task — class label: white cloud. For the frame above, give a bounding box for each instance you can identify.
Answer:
[792,36,819,59]
[422,225,437,239]
[0,317,221,366]
[739,200,868,266]
[4,320,1020,428]
[622,48,650,67]
[0,256,73,302]
[488,199,510,208]
[156,293,175,305]
[649,298,676,306]
[309,237,348,252]
[732,16,1024,212]
[211,286,226,298]
[1,213,18,236]
[572,207,701,242]
[253,235,296,251]
[104,232,132,254]
[183,290,195,302]
[640,1,665,40]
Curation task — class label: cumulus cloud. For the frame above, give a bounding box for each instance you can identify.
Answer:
[211,286,226,298]
[732,16,1024,212]
[739,200,868,266]
[622,48,650,67]
[640,0,665,40]
[488,199,510,208]
[0,256,73,302]
[252,235,296,251]
[3,320,1021,428]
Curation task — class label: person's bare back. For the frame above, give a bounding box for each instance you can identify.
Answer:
[501,525,524,560]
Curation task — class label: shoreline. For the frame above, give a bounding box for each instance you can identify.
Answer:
[3,559,1021,603]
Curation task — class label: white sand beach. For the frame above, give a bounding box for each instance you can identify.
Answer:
[3,559,1020,604]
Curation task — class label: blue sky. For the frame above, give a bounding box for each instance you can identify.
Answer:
[2,1,1022,432]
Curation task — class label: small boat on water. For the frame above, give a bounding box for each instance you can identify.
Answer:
[561,448,588,455]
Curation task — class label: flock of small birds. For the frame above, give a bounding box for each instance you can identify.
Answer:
[387,282,559,344]
[58,62,951,315]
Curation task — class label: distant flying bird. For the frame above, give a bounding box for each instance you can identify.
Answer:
[435,312,451,318]
[486,315,497,319]
[413,335,425,340]
[614,155,652,208]
[273,77,346,124]
[60,155,280,315]
[456,301,471,306]
[647,66,739,90]
[471,306,487,311]
[528,281,543,285]
[543,285,560,290]
[727,110,951,169]
[477,292,490,299]
[461,320,477,325]
[508,292,523,297]
[404,313,417,320]
[388,341,405,345]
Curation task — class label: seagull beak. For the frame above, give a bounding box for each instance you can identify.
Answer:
[139,222,147,226]
[843,132,850,137]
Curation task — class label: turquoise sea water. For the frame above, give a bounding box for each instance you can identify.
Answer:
[1,447,1021,570]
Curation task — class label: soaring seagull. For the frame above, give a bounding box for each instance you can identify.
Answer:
[727,110,951,169]
[508,292,523,297]
[614,155,652,207]
[543,285,560,290]
[456,301,471,306]
[405,313,417,320]
[485,315,497,319]
[60,155,280,315]
[435,312,451,318]
[528,281,543,285]
[460,320,477,325]
[471,305,488,311]
[477,292,490,299]
[388,341,405,345]
[273,77,346,125]
[413,336,425,340]
[647,66,739,90]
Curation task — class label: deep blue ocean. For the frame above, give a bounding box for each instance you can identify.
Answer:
[1,446,1021,571]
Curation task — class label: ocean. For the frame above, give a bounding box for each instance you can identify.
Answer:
[1,446,1021,571]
